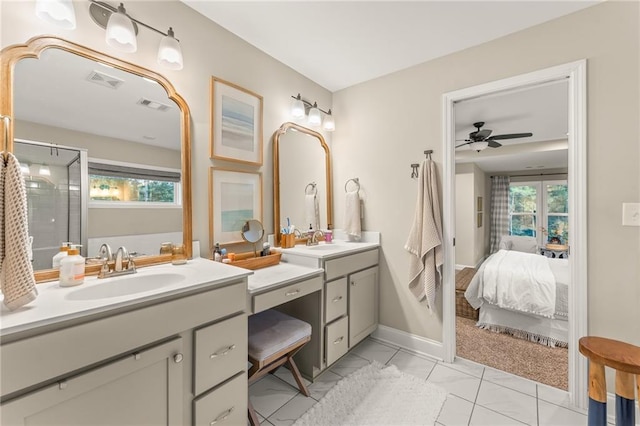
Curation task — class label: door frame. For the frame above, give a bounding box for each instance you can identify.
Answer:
[441,60,588,409]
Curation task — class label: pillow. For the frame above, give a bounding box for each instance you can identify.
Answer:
[498,239,513,251]
[499,235,538,254]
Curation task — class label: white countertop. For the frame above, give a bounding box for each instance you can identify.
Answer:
[247,262,323,293]
[0,258,252,340]
[277,233,380,260]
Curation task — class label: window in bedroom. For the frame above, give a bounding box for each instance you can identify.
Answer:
[509,180,568,246]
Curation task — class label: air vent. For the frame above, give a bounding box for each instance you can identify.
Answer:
[86,70,124,89]
[137,98,172,112]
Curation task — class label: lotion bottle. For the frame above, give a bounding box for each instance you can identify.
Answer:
[59,245,85,287]
[52,242,72,268]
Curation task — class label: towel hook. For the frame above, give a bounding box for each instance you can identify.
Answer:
[410,163,420,178]
[305,182,317,196]
[424,150,433,160]
[345,177,360,193]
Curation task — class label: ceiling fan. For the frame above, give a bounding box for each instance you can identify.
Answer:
[456,121,533,151]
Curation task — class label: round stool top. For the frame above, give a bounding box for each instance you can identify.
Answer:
[579,336,640,374]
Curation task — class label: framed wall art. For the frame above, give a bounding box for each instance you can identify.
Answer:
[210,76,263,165]
[209,167,263,246]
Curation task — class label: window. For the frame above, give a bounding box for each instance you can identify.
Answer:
[509,180,568,246]
[89,160,181,207]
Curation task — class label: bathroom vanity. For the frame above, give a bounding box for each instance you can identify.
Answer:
[0,259,250,426]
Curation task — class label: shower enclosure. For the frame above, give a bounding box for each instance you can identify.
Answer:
[14,139,88,270]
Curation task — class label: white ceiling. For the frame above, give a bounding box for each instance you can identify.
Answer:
[182,1,599,92]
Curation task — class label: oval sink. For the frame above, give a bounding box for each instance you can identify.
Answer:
[65,273,186,301]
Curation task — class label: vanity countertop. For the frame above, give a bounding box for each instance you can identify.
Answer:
[277,233,380,260]
[247,262,323,293]
[0,258,252,340]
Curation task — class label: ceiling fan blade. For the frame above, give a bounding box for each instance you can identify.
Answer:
[487,140,502,148]
[488,132,533,141]
[455,141,471,148]
[475,129,492,140]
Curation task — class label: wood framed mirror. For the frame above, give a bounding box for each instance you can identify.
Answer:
[0,36,192,282]
[273,122,332,247]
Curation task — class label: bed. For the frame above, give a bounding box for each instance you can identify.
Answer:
[464,242,570,348]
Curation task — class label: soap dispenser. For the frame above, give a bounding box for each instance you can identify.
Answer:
[59,245,85,287]
[52,242,72,269]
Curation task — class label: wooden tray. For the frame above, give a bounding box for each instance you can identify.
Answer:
[228,251,282,270]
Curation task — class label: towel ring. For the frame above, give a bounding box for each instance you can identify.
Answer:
[305,182,317,196]
[345,178,360,193]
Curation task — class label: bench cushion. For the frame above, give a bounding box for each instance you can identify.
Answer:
[248,309,312,362]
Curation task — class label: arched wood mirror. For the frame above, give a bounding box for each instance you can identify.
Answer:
[0,36,192,282]
[273,122,332,246]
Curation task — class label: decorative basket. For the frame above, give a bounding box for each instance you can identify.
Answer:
[228,251,281,270]
[455,268,479,320]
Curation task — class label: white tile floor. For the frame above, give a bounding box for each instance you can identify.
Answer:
[249,337,591,425]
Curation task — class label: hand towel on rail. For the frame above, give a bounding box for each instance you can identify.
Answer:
[404,159,442,311]
[305,193,320,231]
[344,190,361,240]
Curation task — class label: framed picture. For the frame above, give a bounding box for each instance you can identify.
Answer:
[209,168,263,245]
[477,196,483,212]
[210,76,263,165]
[477,212,483,228]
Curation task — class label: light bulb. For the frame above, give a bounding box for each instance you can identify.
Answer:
[35,0,76,29]
[308,103,322,126]
[106,3,137,53]
[291,94,305,119]
[322,109,335,131]
[158,27,184,70]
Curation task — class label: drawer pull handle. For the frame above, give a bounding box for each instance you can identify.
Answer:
[332,296,343,303]
[333,336,344,345]
[210,344,236,359]
[210,406,234,425]
[285,289,300,297]
[58,380,68,390]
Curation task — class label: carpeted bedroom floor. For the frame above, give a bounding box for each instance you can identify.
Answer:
[456,269,568,391]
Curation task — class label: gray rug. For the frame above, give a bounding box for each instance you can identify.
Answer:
[294,361,448,425]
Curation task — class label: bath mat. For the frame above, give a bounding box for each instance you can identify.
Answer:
[293,361,448,425]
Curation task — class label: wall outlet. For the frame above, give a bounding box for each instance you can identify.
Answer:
[622,203,640,226]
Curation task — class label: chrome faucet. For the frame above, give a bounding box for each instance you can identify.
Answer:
[307,230,325,246]
[98,243,113,262]
[98,245,136,279]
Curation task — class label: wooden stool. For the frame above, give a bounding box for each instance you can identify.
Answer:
[579,336,640,426]
[247,309,312,426]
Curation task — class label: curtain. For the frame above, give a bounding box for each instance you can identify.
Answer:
[489,176,510,253]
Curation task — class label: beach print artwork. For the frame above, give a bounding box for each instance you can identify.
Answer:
[221,95,254,152]
[221,182,254,232]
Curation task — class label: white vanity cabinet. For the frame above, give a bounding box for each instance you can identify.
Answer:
[0,260,250,426]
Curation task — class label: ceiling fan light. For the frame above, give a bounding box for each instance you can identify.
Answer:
[35,0,76,30]
[322,110,335,132]
[106,4,137,53]
[291,95,305,119]
[468,141,489,152]
[157,27,184,70]
[308,103,322,126]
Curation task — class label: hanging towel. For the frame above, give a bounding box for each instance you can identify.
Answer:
[0,153,38,311]
[305,194,320,231]
[404,159,443,311]
[344,190,361,240]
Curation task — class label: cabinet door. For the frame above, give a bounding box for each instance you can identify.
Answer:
[348,266,379,348]
[1,338,184,426]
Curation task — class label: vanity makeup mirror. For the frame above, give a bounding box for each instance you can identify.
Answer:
[273,122,332,247]
[0,36,192,281]
[241,219,264,257]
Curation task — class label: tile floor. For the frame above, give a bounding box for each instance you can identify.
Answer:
[249,337,593,425]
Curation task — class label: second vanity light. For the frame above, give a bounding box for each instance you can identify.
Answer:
[290,94,335,132]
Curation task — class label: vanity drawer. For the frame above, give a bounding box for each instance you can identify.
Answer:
[193,372,247,426]
[325,316,349,366]
[325,278,347,323]
[193,313,247,396]
[324,249,378,281]
[252,276,322,314]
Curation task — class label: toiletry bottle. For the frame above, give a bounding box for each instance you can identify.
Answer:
[59,245,85,287]
[52,242,72,268]
[213,242,222,262]
[262,242,271,257]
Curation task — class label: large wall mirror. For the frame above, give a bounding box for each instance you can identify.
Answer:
[273,122,332,246]
[0,36,192,281]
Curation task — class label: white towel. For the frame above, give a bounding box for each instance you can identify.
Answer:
[404,159,442,311]
[0,153,38,310]
[305,194,320,231]
[344,190,361,240]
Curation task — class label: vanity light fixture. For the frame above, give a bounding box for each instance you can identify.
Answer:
[35,0,77,30]
[289,94,335,131]
[89,0,184,70]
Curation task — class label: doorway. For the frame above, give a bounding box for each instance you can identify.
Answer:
[442,60,588,410]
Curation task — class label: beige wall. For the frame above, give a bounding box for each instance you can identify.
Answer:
[1,0,332,254]
[332,1,640,346]
[455,171,474,267]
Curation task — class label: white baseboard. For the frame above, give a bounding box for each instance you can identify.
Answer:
[371,325,444,361]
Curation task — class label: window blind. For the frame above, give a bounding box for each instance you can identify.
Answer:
[88,162,180,183]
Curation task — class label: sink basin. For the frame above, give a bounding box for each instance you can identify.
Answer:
[65,273,186,301]
[306,245,341,251]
